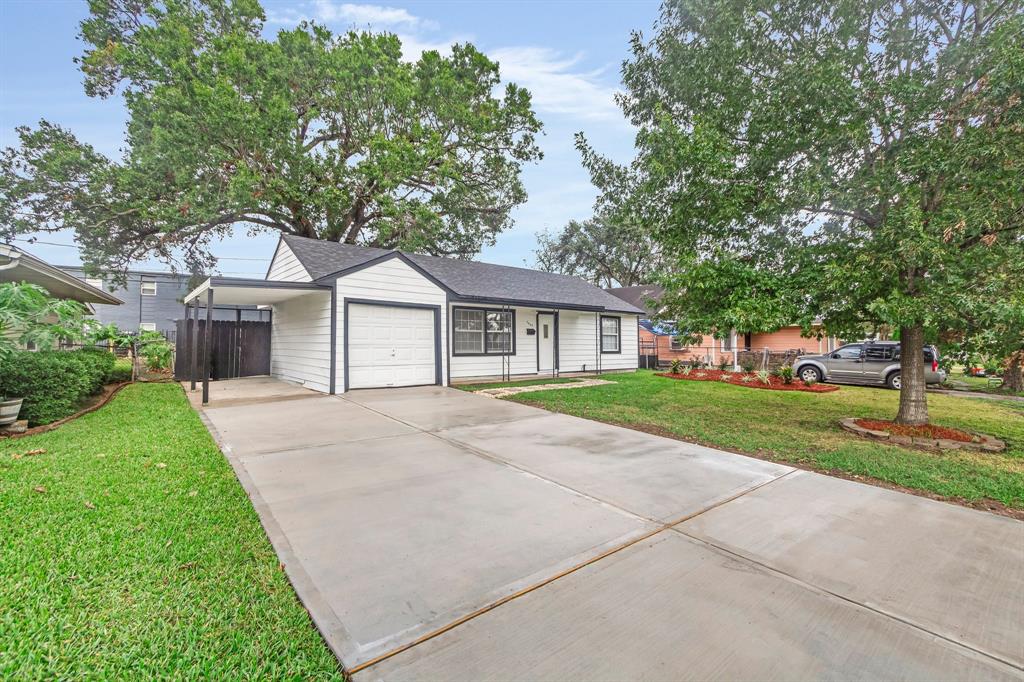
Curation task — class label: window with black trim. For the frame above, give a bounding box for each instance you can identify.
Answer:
[600,316,620,353]
[453,307,515,355]
[670,336,685,350]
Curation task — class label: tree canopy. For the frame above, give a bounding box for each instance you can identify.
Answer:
[534,215,664,287]
[581,0,1024,423]
[0,0,543,276]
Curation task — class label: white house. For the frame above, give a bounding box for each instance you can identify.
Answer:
[184,235,642,398]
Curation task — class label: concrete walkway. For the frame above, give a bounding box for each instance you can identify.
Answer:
[192,377,1023,681]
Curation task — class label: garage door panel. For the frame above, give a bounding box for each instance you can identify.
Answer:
[348,303,437,389]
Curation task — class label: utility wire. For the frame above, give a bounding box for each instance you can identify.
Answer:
[12,237,269,261]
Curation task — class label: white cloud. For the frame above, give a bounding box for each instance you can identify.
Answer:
[266,2,438,30]
[489,47,623,122]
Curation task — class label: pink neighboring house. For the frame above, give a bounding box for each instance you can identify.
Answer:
[605,285,840,366]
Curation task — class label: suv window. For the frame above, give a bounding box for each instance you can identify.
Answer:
[864,345,896,361]
[833,344,863,360]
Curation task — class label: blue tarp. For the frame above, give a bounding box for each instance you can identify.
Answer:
[639,318,679,336]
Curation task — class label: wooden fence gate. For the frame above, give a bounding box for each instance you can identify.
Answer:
[173,319,271,381]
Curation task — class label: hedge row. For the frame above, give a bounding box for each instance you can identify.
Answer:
[0,349,119,426]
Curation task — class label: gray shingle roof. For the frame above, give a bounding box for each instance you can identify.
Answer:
[605,285,664,317]
[279,235,644,314]
[282,235,392,280]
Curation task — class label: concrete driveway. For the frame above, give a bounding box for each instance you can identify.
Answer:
[194,377,1023,681]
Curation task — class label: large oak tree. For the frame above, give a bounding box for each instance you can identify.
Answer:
[534,215,665,287]
[581,0,1023,424]
[0,0,542,276]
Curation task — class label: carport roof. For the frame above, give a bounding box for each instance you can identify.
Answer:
[280,234,645,314]
[183,276,331,305]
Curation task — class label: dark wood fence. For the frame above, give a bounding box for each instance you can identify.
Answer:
[173,319,271,381]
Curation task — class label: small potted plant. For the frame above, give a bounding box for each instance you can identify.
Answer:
[0,395,23,427]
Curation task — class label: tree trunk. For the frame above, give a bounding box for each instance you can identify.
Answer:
[1004,351,1024,393]
[895,324,929,425]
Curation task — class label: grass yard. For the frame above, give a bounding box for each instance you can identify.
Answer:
[505,371,1024,515]
[943,371,1023,396]
[0,383,341,679]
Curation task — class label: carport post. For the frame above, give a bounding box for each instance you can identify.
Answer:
[190,299,199,391]
[202,287,213,405]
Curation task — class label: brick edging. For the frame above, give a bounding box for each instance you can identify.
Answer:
[839,417,1006,452]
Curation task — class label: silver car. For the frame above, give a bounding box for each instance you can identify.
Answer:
[794,341,945,389]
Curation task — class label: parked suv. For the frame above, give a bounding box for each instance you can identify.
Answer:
[794,341,945,389]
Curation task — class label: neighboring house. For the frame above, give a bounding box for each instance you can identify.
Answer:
[606,285,840,366]
[1,244,122,308]
[184,234,643,394]
[1,243,122,349]
[58,266,269,336]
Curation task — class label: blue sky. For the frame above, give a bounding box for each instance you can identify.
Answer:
[0,0,659,276]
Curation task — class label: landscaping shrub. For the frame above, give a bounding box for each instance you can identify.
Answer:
[71,347,116,391]
[778,364,795,385]
[670,359,682,374]
[0,349,118,425]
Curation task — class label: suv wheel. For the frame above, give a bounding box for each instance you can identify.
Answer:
[799,366,822,384]
[887,372,901,390]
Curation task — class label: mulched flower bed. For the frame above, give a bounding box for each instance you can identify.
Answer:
[854,419,974,443]
[656,370,840,392]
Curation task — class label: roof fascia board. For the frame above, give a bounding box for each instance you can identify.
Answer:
[6,246,123,305]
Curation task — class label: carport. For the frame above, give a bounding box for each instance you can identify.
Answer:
[183,277,332,404]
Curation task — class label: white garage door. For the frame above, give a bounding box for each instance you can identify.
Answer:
[347,303,437,389]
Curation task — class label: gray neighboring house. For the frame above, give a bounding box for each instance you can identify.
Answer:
[58,266,269,337]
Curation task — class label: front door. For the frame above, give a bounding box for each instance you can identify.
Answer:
[826,343,865,382]
[538,313,555,373]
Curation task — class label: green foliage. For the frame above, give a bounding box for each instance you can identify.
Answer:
[756,369,771,385]
[1,3,543,277]
[718,358,728,371]
[0,349,115,425]
[0,384,342,677]
[0,282,90,358]
[670,358,682,373]
[803,376,817,388]
[778,364,795,385]
[535,215,664,287]
[581,0,1024,423]
[135,331,173,370]
[741,360,755,373]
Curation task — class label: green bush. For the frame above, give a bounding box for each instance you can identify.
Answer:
[0,349,119,426]
[71,348,116,392]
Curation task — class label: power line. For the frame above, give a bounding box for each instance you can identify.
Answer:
[12,237,269,261]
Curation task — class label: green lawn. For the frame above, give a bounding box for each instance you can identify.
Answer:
[0,383,341,679]
[455,376,582,391]
[505,371,1024,512]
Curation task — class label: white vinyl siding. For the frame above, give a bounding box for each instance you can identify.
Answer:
[335,257,447,391]
[270,291,332,392]
[558,311,639,373]
[267,241,312,282]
